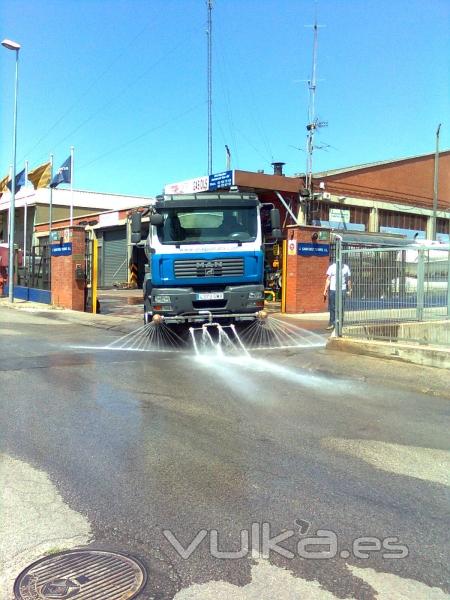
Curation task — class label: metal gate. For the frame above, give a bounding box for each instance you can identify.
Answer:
[14,242,51,303]
[102,227,128,287]
[335,240,450,347]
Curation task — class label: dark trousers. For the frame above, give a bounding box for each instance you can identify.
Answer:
[328,290,346,327]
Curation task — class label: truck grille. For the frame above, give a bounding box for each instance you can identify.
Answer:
[174,258,244,278]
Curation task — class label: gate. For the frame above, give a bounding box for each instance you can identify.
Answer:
[14,242,51,303]
[335,241,450,347]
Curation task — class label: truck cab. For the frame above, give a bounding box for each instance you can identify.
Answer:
[131,192,281,325]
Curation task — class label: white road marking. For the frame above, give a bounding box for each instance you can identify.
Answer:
[322,438,450,486]
[0,454,92,599]
[174,558,450,599]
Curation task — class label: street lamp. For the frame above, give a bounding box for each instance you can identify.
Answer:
[2,38,21,302]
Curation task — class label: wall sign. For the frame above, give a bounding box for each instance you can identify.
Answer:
[208,170,233,190]
[298,243,330,257]
[51,243,73,257]
[329,208,350,223]
[164,176,209,195]
[287,240,297,255]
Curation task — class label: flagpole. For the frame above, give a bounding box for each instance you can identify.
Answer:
[49,154,53,235]
[7,165,12,244]
[23,160,28,263]
[70,146,74,226]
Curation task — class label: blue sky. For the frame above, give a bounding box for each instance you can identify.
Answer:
[1,0,449,197]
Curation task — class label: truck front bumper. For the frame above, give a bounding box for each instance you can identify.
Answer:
[148,284,265,324]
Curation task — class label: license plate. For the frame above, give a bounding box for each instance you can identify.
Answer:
[196,292,224,300]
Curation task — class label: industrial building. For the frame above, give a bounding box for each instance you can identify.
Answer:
[4,150,449,303]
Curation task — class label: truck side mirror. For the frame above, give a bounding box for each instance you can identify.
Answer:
[272,228,282,240]
[150,213,164,226]
[270,208,280,229]
[270,209,281,238]
[131,212,142,244]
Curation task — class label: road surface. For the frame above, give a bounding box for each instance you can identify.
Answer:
[0,306,449,599]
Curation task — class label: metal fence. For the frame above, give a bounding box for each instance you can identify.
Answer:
[335,241,450,347]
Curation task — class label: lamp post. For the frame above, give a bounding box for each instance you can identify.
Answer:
[2,38,21,302]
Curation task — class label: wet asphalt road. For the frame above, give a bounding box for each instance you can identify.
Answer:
[0,308,449,599]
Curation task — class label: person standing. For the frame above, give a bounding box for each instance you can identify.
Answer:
[323,261,352,331]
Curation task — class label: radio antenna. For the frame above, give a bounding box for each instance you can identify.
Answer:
[305,17,327,197]
[207,0,213,175]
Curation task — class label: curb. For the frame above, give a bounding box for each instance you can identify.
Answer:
[0,299,139,334]
[328,336,450,370]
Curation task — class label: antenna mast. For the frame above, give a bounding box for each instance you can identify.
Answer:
[306,19,319,196]
[207,0,213,175]
[305,16,328,200]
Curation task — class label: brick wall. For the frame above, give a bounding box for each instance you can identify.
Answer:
[51,227,86,311]
[285,226,331,314]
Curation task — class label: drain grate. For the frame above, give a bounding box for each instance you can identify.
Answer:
[14,549,147,599]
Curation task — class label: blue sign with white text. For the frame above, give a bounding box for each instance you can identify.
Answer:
[209,170,232,191]
[51,243,72,257]
[298,243,330,257]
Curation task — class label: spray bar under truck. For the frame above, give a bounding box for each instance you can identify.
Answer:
[131,192,281,324]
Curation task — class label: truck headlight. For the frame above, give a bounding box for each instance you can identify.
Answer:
[248,291,263,299]
[154,295,171,303]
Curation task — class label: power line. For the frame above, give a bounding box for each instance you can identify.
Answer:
[19,20,155,163]
[20,25,200,165]
[78,101,206,171]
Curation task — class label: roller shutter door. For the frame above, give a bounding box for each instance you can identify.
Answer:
[102,227,127,287]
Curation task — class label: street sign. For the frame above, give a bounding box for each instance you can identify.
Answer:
[298,243,330,257]
[51,243,72,257]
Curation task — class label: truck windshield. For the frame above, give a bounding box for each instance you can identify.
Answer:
[156,206,258,244]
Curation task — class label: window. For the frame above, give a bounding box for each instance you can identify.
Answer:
[156,207,257,244]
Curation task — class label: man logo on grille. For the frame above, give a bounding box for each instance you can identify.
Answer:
[196,260,223,276]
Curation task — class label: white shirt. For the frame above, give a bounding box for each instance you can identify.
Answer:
[326,263,351,291]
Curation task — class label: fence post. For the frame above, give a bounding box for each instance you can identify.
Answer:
[416,248,425,321]
[447,249,450,318]
[335,237,343,336]
[92,238,98,314]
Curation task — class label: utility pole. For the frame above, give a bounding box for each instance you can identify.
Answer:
[207,0,213,175]
[431,123,442,241]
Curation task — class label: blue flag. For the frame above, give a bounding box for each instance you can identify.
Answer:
[50,156,71,188]
[7,168,26,193]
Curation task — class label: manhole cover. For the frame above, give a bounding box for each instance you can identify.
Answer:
[14,550,147,599]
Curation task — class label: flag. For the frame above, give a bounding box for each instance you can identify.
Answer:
[7,168,26,193]
[0,174,10,194]
[50,156,71,188]
[28,162,51,189]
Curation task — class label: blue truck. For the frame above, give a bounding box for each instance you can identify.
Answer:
[131,192,281,325]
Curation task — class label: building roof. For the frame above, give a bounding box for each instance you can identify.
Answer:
[0,187,154,212]
[311,150,450,178]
